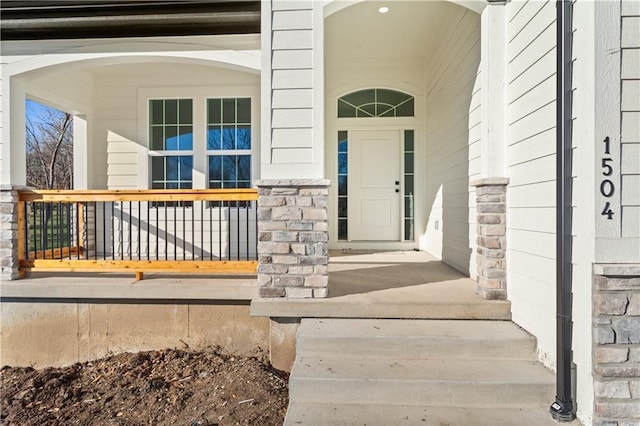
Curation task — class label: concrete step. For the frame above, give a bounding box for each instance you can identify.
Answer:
[297,319,537,360]
[290,356,555,407]
[285,403,560,426]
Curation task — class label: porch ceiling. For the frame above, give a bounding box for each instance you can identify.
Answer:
[0,1,260,40]
[325,1,464,67]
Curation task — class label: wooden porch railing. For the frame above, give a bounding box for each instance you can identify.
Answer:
[17,189,259,279]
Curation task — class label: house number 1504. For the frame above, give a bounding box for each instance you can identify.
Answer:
[600,136,615,219]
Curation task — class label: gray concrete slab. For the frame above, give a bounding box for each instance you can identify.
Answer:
[1,272,258,300]
[252,251,511,319]
[285,403,561,426]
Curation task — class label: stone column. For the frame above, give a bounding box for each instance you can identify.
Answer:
[0,185,21,281]
[470,178,508,300]
[255,179,330,299]
[593,264,640,425]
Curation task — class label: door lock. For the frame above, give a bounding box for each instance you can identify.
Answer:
[395,181,400,185]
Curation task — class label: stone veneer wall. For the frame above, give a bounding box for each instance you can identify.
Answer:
[471,178,508,300]
[0,186,20,281]
[593,264,640,425]
[255,179,330,299]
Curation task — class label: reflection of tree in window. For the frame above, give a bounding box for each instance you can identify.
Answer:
[207,98,252,207]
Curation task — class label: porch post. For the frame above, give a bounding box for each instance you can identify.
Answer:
[472,1,509,300]
[0,186,22,281]
[255,179,331,298]
[471,178,509,300]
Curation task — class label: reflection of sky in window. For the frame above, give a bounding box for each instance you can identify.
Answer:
[208,127,251,151]
[165,128,193,150]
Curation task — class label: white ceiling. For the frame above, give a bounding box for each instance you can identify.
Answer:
[325,1,469,66]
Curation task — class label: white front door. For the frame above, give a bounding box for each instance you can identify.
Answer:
[349,130,401,241]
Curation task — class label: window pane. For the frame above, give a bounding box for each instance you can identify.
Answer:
[358,104,376,117]
[338,153,348,175]
[178,126,193,150]
[377,89,410,106]
[208,126,221,150]
[151,156,164,182]
[179,157,193,181]
[338,219,348,240]
[237,155,251,180]
[405,130,414,151]
[222,126,236,150]
[405,175,414,193]
[338,176,347,196]
[344,89,374,107]
[164,99,178,124]
[223,98,235,124]
[237,98,251,123]
[208,99,222,124]
[338,131,348,152]
[338,100,356,118]
[179,99,192,124]
[150,100,163,125]
[396,98,415,117]
[150,126,164,150]
[165,126,178,150]
[405,219,414,241]
[167,156,179,180]
[338,197,347,217]
[377,105,394,117]
[237,126,251,149]
[223,155,237,180]
[405,153,414,173]
[209,156,222,181]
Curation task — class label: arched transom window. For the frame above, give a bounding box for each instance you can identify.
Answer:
[338,88,414,118]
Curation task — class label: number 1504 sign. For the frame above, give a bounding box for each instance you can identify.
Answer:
[600,136,615,220]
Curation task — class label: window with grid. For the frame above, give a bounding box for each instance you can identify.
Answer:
[207,98,251,206]
[149,99,193,190]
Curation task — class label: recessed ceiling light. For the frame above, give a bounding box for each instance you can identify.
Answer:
[378,6,389,14]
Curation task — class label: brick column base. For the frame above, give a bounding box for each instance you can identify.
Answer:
[470,178,509,300]
[593,264,640,425]
[255,179,331,299]
[0,185,21,281]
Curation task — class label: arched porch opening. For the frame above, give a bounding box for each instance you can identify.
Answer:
[324,0,482,279]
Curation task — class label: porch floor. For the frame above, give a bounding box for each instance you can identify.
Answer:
[252,251,511,320]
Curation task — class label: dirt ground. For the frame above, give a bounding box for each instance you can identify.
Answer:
[1,347,288,426]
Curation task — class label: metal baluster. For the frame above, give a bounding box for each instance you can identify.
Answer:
[128,201,132,260]
[200,201,204,260]
[218,203,222,261]
[174,203,177,261]
[236,203,240,260]
[138,201,141,260]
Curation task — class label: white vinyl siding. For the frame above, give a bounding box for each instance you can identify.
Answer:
[621,9,640,240]
[424,8,481,275]
[269,1,314,165]
[92,63,259,190]
[505,0,557,365]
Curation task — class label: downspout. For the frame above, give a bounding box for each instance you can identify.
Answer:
[549,0,575,422]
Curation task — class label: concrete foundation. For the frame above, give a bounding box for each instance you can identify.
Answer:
[0,299,269,368]
[269,317,300,373]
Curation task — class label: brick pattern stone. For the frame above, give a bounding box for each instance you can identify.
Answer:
[0,186,20,281]
[255,179,330,299]
[593,269,640,426]
[471,179,508,300]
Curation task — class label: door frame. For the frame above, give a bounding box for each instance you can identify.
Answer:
[329,120,419,250]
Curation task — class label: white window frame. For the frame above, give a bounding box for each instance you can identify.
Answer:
[137,86,260,191]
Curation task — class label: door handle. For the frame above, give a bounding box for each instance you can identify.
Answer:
[395,189,400,193]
